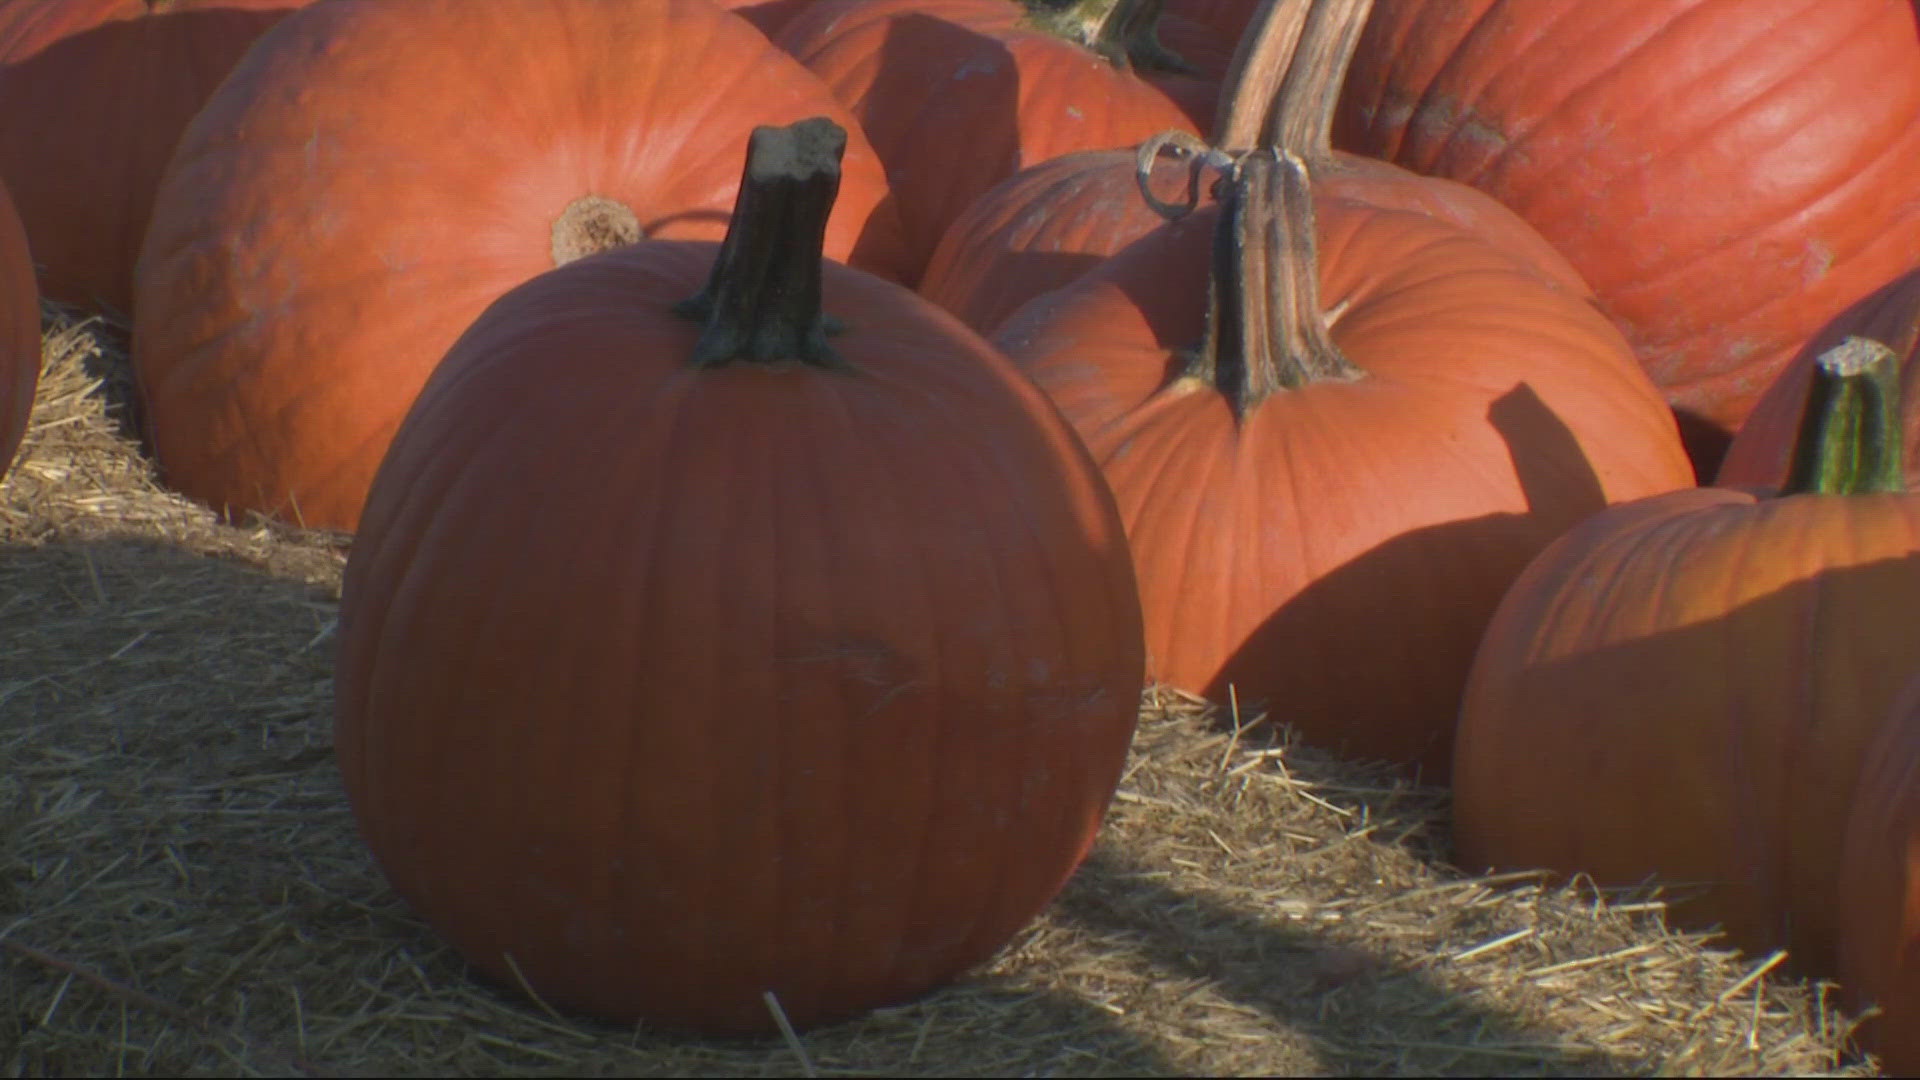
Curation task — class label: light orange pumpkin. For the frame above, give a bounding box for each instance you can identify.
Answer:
[132,0,909,532]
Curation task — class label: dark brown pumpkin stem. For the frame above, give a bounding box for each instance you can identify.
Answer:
[1187,151,1360,417]
[1783,336,1905,495]
[1033,0,1194,74]
[673,117,847,369]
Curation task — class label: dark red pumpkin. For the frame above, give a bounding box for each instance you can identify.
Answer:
[1839,673,1920,1077]
[334,118,1146,1035]
[133,0,910,532]
[1455,338,1920,979]
[0,0,311,314]
[1333,0,1920,476]
[0,179,36,482]
[773,0,1199,283]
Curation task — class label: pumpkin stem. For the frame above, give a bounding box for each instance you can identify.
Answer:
[673,117,847,369]
[1032,0,1195,75]
[1782,336,1905,495]
[1187,151,1361,418]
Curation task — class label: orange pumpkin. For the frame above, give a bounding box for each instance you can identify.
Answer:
[335,118,1145,1035]
[1455,337,1920,979]
[133,0,909,532]
[1839,673,1920,1077]
[0,179,36,482]
[991,0,1690,778]
[0,0,311,313]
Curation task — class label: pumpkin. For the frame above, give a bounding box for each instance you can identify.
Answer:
[1839,673,1920,1077]
[919,0,1587,337]
[993,0,1692,779]
[1720,268,1920,491]
[334,117,1146,1035]
[1333,0,1920,476]
[0,0,311,314]
[0,179,36,482]
[772,0,1198,284]
[715,0,808,36]
[132,0,910,533]
[1454,337,1920,979]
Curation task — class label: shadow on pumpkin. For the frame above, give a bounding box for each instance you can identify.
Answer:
[1197,380,1612,785]
[1452,544,1920,988]
[0,5,303,315]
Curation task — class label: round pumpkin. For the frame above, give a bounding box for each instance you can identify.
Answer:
[991,0,1691,778]
[1839,672,1920,1077]
[773,0,1198,284]
[1720,268,1920,491]
[0,179,37,482]
[1333,0,1920,476]
[0,0,311,314]
[132,0,911,533]
[1455,337,1920,979]
[334,118,1146,1035]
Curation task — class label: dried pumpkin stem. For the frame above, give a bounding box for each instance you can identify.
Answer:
[1188,151,1360,417]
[674,117,846,369]
[1783,336,1905,495]
[1260,0,1373,159]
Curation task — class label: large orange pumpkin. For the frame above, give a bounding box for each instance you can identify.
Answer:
[991,0,1691,779]
[0,179,36,482]
[1455,338,1920,979]
[1839,673,1920,1077]
[773,0,1198,283]
[1334,0,1920,475]
[0,0,311,314]
[334,118,1146,1035]
[133,0,909,532]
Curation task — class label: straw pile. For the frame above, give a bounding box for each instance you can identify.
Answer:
[0,305,1884,1075]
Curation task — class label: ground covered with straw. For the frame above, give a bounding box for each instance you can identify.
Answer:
[0,306,1886,1075]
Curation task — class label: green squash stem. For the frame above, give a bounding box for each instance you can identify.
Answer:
[1782,336,1904,495]
[674,116,847,369]
[1029,0,1194,75]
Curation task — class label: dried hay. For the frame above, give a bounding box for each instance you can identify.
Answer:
[0,304,1884,1076]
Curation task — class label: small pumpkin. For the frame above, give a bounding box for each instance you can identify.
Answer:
[993,0,1692,778]
[1839,672,1920,1077]
[0,0,312,313]
[133,0,910,532]
[335,117,1145,1035]
[1333,0,1920,475]
[0,179,36,483]
[1455,337,1920,979]
[773,0,1199,283]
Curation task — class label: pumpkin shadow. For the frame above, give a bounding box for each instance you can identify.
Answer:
[1056,846,1645,1076]
[0,6,300,315]
[1198,381,1611,785]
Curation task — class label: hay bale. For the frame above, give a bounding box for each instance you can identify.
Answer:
[0,306,1881,1075]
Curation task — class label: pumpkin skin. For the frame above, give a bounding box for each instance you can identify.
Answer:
[0,179,36,483]
[335,125,1146,1035]
[773,0,1198,283]
[1719,269,1920,491]
[994,174,1693,779]
[1838,674,1920,1077]
[1454,478,1920,979]
[0,0,311,314]
[133,0,910,533]
[1333,0,1920,476]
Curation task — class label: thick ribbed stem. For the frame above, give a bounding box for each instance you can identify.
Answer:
[673,118,846,368]
[1782,336,1905,495]
[1185,151,1360,418]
